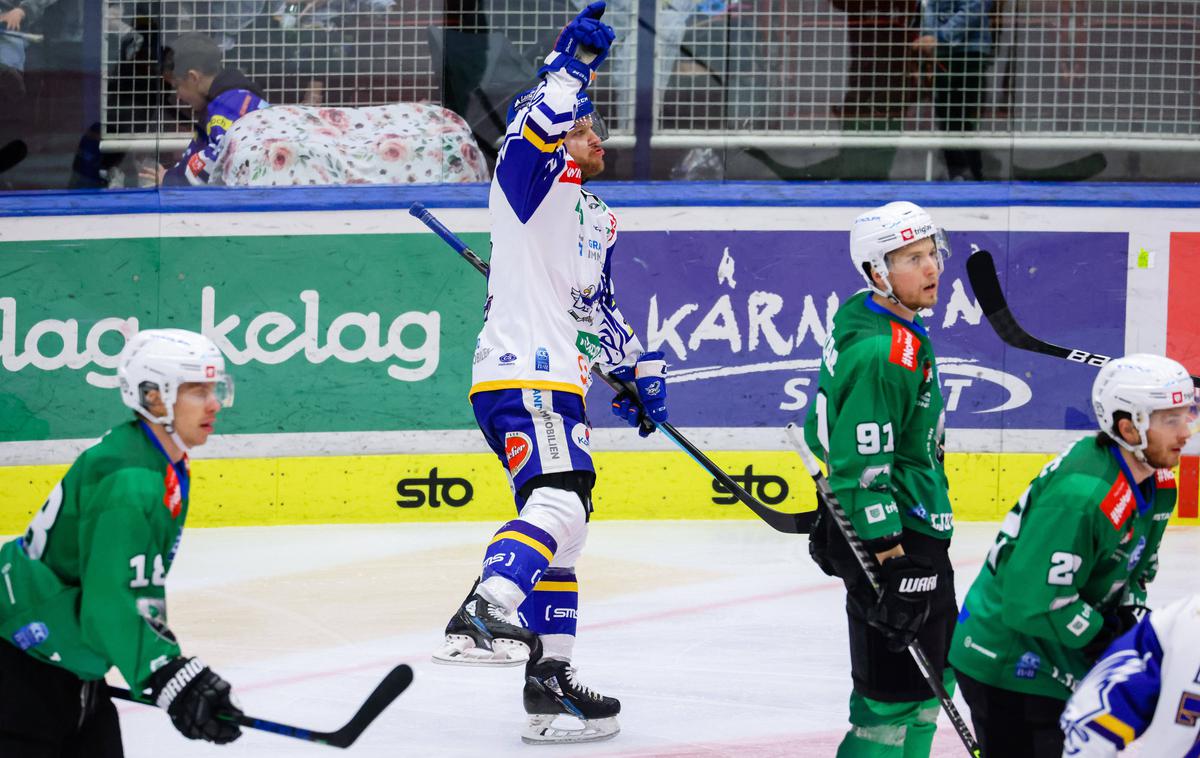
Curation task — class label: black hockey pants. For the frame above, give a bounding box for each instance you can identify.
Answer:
[0,638,124,757]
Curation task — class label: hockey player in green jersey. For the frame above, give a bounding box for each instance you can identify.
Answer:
[949,353,1196,758]
[803,201,956,758]
[0,328,242,755]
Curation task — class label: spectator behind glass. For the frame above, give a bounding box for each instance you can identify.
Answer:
[913,0,993,180]
[1,0,57,180]
[150,32,269,186]
[743,0,917,182]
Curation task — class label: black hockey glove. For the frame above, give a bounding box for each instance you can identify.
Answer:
[1081,605,1143,660]
[807,494,838,578]
[867,555,937,653]
[149,656,243,744]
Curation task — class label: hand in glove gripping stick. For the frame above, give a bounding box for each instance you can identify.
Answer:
[149,657,243,744]
[610,351,668,437]
[867,555,938,653]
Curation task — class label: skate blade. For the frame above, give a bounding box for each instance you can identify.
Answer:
[431,635,529,667]
[522,714,620,744]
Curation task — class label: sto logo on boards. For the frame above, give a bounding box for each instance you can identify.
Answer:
[396,468,473,508]
[711,465,788,506]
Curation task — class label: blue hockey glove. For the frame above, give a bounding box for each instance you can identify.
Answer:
[610,351,668,437]
[538,1,616,89]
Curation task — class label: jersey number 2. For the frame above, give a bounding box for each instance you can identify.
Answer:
[1047,551,1083,586]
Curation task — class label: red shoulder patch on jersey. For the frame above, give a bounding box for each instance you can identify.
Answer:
[560,161,582,184]
[1154,467,1177,489]
[888,321,918,371]
[1099,476,1136,530]
[163,466,182,519]
[187,152,206,175]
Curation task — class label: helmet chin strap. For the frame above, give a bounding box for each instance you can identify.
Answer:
[1112,419,1150,464]
[868,265,901,304]
[135,406,191,454]
[165,426,191,453]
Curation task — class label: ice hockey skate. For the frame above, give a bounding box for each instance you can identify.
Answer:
[431,593,537,667]
[522,658,620,744]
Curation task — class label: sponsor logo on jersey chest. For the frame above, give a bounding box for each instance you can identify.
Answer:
[1155,467,1176,488]
[560,160,582,184]
[888,322,918,371]
[163,466,182,519]
[1100,478,1135,530]
[535,347,550,372]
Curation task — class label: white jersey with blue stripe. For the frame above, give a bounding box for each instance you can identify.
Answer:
[470,69,642,401]
[1061,594,1200,757]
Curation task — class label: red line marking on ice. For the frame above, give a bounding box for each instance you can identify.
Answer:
[115,558,984,712]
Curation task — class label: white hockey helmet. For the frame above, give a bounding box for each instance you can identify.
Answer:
[117,328,233,429]
[850,201,950,298]
[1092,353,1197,459]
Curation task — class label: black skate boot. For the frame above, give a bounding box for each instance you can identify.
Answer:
[432,581,538,667]
[522,658,621,744]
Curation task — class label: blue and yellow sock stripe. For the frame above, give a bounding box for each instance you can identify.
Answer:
[489,519,558,563]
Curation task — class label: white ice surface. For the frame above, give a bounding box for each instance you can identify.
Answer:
[114,521,1197,757]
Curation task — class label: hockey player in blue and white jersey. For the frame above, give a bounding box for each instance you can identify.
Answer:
[431,1,668,745]
[155,33,268,186]
[1061,594,1200,757]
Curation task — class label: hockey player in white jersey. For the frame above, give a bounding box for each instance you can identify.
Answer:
[1061,594,1200,757]
[431,1,669,745]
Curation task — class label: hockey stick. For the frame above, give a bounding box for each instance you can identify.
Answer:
[408,202,816,535]
[0,29,44,43]
[109,663,413,748]
[784,423,981,758]
[965,249,1200,388]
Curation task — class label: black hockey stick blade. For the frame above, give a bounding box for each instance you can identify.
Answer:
[966,250,1200,388]
[966,249,1081,360]
[408,202,817,534]
[110,663,413,748]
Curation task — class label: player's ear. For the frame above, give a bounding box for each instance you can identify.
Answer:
[1115,417,1142,447]
[143,388,166,415]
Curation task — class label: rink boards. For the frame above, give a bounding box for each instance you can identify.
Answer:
[2,183,1199,531]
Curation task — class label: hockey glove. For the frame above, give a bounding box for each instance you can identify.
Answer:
[1081,605,1142,660]
[610,351,668,437]
[149,656,242,744]
[807,494,839,578]
[538,1,616,89]
[867,555,937,653]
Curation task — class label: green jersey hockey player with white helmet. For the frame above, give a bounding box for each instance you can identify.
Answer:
[950,353,1197,758]
[803,200,956,758]
[0,328,242,756]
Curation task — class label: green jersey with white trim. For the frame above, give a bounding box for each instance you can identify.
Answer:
[0,420,188,690]
[949,436,1175,700]
[802,290,951,544]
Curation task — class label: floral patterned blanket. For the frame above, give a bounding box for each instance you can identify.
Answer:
[210,103,489,186]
